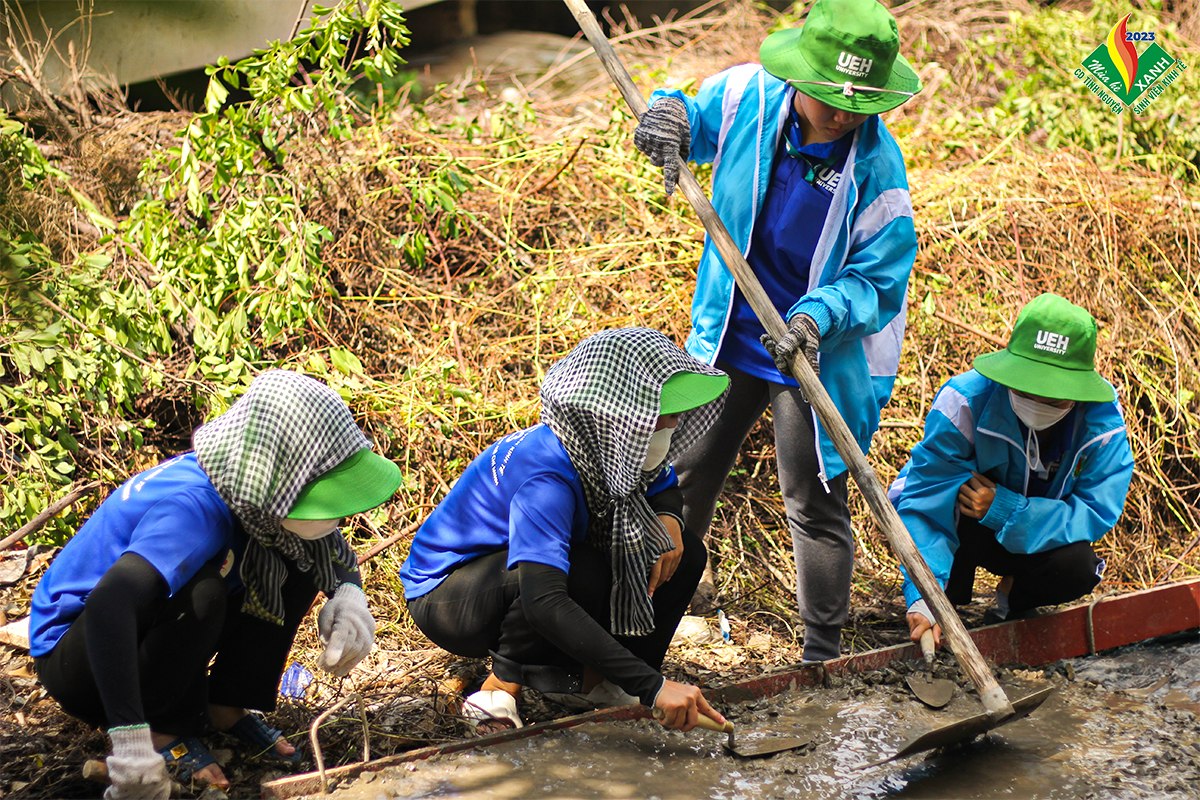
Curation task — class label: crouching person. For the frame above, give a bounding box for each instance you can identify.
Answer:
[30,370,402,797]
[890,294,1134,646]
[401,328,730,733]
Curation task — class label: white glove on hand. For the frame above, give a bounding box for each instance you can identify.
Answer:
[317,583,376,676]
[104,725,170,800]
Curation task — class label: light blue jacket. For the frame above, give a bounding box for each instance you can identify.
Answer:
[888,370,1134,609]
[652,64,918,480]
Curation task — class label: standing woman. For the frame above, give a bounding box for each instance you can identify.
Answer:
[401,329,730,731]
[633,0,921,661]
[30,370,402,798]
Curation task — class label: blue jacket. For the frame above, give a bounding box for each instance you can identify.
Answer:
[888,371,1134,609]
[652,65,917,480]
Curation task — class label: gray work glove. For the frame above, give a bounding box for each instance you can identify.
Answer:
[104,725,171,800]
[317,583,376,676]
[633,97,691,196]
[760,313,821,379]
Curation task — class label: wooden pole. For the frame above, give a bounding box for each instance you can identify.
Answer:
[0,481,100,552]
[562,0,1014,720]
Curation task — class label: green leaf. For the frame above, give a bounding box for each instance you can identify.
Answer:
[329,347,363,376]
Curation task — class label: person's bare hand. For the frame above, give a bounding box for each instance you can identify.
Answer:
[906,611,943,649]
[653,679,725,731]
[648,515,684,597]
[957,471,996,519]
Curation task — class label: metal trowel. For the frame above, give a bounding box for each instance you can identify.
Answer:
[905,629,955,709]
[657,710,810,758]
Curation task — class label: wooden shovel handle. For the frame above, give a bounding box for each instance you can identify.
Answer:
[653,707,734,734]
[919,628,937,662]
[692,715,735,734]
[562,0,1013,720]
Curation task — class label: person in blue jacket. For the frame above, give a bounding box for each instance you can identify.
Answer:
[401,328,731,732]
[889,294,1135,645]
[632,0,921,661]
[30,370,402,799]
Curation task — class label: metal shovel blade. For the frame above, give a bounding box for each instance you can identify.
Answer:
[724,729,812,759]
[866,685,1054,767]
[906,673,955,709]
[905,629,955,709]
[683,713,811,759]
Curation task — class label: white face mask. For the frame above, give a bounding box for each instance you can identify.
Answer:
[1008,390,1074,475]
[642,427,674,471]
[1008,390,1074,431]
[281,518,341,541]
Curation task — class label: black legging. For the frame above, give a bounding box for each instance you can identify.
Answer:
[407,529,706,703]
[946,517,1103,614]
[36,556,319,735]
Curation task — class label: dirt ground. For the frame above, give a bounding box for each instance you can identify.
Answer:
[0,550,1137,800]
[0,549,933,800]
[317,636,1200,800]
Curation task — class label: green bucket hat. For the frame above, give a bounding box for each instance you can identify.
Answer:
[660,370,730,415]
[287,447,403,520]
[973,293,1115,403]
[760,0,921,115]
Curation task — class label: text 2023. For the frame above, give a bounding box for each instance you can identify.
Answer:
[1126,31,1155,41]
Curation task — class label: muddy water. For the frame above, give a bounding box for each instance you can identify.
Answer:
[326,639,1200,799]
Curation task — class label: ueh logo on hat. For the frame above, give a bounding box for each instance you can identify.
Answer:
[1033,329,1070,356]
[836,51,873,78]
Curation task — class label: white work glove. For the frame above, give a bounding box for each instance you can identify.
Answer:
[317,583,376,676]
[104,725,170,800]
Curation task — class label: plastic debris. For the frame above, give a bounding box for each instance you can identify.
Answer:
[280,661,315,699]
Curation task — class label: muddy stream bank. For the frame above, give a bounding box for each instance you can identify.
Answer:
[317,637,1200,800]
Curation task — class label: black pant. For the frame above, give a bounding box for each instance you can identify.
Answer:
[407,530,705,692]
[36,560,318,735]
[945,517,1103,614]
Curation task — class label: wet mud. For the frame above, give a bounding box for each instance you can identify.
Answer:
[322,638,1200,800]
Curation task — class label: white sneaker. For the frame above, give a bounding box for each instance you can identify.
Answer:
[462,690,523,730]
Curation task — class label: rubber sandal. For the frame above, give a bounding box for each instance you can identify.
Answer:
[462,690,523,731]
[159,736,218,783]
[225,713,303,764]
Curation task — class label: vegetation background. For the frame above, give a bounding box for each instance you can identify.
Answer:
[1,0,1197,795]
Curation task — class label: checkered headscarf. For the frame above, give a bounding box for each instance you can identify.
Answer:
[540,328,727,636]
[193,370,366,624]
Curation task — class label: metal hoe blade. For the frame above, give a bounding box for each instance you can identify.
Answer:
[866,685,1055,767]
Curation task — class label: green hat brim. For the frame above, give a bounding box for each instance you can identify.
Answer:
[287,448,403,520]
[974,350,1116,403]
[760,28,921,114]
[660,371,730,415]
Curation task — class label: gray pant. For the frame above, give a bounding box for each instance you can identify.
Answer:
[674,362,851,660]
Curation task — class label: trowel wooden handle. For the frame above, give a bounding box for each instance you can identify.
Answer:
[694,714,735,734]
[653,707,734,733]
[83,759,109,784]
[919,629,937,663]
